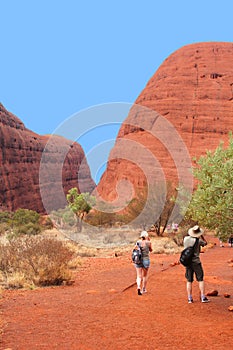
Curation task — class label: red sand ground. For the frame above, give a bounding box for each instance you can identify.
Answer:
[1,237,233,350]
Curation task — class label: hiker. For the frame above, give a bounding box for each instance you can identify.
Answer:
[183,225,210,303]
[134,230,152,295]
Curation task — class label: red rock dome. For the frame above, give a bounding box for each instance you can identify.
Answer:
[96,42,233,215]
[0,104,95,212]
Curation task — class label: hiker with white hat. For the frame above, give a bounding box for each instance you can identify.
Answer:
[133,230,152,295]
[183,225,209,304]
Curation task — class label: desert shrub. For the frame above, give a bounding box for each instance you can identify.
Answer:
[0,211,12,235]
[0,236,76,288]
[6,272,26,289]
[0,211,12,223]
[50,207,76,228]
[62,209,76,227]
[13,222,42,236]
[10,209,43,237]
[0,222,10,236]
[12,208,40,225]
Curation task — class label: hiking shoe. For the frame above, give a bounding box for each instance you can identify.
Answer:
[188,298,193,304]
[201,297,210,303]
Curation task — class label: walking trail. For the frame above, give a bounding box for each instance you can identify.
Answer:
[1,237,233,350]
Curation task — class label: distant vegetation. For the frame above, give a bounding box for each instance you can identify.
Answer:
[0,208,53,237]
[0,208,77,289]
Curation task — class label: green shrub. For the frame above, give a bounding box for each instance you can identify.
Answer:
[0,209,55,237]
[50,207,77,228]
[0,223,10,236]
[13,222,42,236]
[12,208,40,226]
[0,211,12,223]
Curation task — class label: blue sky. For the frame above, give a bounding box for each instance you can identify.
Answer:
[1,0,233,183]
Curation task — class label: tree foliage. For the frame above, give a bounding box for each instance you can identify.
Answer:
[66,188,96,231]
[186,134,233,240]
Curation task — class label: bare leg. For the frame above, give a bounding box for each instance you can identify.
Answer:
[199,280,210,302]
[142,268,149,291]
[198,280,205,297]
[187,281,192,300]
[136,267,142,294]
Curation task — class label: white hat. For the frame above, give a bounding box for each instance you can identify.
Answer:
[140,230,148,238]
[188,225,204,238]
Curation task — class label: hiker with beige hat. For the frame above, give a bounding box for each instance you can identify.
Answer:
[183,225,209,304]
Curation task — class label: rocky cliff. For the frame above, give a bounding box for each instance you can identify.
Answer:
[97,42,233,212]
[0,104,95,212]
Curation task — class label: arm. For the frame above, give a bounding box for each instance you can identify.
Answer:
[199,235,207,247]
[146,240,152,252]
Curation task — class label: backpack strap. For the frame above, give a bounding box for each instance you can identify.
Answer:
[193,238,199,251]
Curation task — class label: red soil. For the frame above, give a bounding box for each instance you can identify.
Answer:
[1,237,233,350]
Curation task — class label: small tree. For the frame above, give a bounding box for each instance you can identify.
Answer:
[186,133,233,241]
[66,189,95,232]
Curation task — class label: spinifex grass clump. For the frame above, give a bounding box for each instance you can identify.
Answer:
[0,235,75,288]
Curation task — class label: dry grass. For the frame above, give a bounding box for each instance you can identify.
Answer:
[0,235,78,289]
[151,237,182,254]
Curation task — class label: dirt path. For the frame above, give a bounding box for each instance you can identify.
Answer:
[1,239,233,350]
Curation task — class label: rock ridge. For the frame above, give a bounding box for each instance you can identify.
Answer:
[0,103,95,212]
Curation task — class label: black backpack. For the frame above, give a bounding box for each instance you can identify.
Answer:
[179,238,199,267]
[132,242,142,264]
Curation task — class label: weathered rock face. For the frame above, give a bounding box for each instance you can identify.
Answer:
[0,104,95,212]
[97,42,233,208]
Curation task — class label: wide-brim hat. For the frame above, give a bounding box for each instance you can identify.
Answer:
[188,225,204,238]
[140,230,148,238]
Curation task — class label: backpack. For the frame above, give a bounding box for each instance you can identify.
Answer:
[179,238,199,267]
[132,242,142,265]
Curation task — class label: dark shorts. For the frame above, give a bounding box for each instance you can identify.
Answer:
[185,262,204,282]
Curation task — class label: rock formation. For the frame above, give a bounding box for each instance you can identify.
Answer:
[0,103,95,213]
[97,42,233,214]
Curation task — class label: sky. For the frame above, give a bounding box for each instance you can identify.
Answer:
[1,0,233,183]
